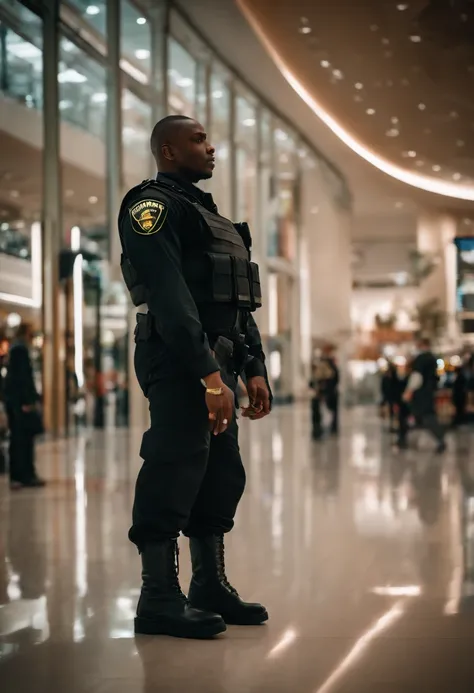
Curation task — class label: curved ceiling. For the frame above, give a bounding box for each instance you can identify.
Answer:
[238,0,474,201]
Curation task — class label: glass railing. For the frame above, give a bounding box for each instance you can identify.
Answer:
[0,24,43,110]
[0,223,31,260]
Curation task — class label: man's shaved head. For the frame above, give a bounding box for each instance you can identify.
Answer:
[150,115,193,160]
[150,115,216,183]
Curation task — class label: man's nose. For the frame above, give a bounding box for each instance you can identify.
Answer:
[207,143,215,155]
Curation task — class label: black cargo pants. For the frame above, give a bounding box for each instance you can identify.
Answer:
[128,366,246,550]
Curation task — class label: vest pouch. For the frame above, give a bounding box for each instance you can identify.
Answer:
[232,257,252,309]
[206,253,234,302]
[249,262,262,310]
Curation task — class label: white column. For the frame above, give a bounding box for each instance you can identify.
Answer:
[417,212,458,345]
[301,162,353,386]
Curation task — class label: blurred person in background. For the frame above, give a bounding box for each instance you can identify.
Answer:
[403,337,446,454]
[393,360,411,450]
[380,362,398,432]
[319,344,340,436]
[309,361,323,440]
[451,364,468,428]
[4,323,45,489]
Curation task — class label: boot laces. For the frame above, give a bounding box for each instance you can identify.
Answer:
[170,540,187,602]
[216,537,239,595]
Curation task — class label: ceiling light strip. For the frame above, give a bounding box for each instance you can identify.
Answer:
[237,2,474,202]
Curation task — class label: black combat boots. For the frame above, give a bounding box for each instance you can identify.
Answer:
[134,539,226,639]
[188,535,269,626]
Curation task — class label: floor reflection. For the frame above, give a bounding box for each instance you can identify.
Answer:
[0,406,474,691]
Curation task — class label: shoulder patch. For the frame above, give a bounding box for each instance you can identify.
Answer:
[129,199,168,235]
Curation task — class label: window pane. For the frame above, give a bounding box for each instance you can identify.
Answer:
[121,0,151,83]
[1,25,43,110]
[59,38,107,140]
[235,95,257,227]
[271,125,297,261]
[168,38,196,116]
[67,0,107,38]
[209,67,231,216]
[122,89,152,183]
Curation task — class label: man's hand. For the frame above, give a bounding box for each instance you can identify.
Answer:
[242,376,271,420]
[402,390,413,403]
[204,372,234,435]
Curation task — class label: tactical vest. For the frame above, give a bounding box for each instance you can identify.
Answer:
[118,178,262,315]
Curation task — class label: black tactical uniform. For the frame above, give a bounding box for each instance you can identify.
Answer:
[119,172,270,637]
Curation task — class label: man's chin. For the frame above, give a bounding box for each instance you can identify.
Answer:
[200,169,214,180]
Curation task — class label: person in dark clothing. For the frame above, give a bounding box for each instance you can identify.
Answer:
[3,323,45,489]
[319,345,340,435]
[451,365,468,428]
[309,363,323,440]
[380,362,399,431]
[390,363,410,449]
[403,337,446,453]
[119,115,271,640]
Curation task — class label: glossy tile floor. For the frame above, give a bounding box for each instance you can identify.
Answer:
[1,405,474,692]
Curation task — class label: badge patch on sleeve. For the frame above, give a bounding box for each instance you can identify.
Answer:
[130,199,167,235]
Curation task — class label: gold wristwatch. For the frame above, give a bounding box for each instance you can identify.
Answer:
[206,387,224,396]
[200,379,223,396]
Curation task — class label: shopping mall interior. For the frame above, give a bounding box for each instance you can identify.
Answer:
[1,0,474,690]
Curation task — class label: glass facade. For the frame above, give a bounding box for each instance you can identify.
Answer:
[59,37,107,139]
[0,0,350,423]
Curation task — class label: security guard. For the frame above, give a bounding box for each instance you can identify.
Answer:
[119,115,272,639]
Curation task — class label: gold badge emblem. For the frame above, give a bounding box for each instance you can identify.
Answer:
[130,199,167,235]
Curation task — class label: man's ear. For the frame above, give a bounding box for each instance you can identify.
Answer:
[162,143,174,161]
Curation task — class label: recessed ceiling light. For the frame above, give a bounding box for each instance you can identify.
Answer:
[299,26,312,34]
[354,95,363,102]
[415,160,424,167]
[418,103,426,110]
[395,201,404,209]
[136,17,147,25]
[212,90,223,99]
[402,150,417,158]
[397,3,409,9]
[135,49,150,60]
[386,128,400,137]
[457,139,465,147]
[366,108,376,115]
[355,82,364,90]
[300,16,309,24]
[450,110,459,119]
[386,79,394,87]
[401,78,410,86]
[410,35,422,42]
[453,173,462,181]
[10,190,19,198]
[89,196,98,204]
[391,116,399,124]
[382,38,390,45]
[320,60,330,68]
[332,69,344,79]
[86,5,100,15]
[242,118,256,127]
[370,24,379,31]
[432,165,441,172]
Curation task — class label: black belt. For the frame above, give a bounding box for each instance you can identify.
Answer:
[134,313,249,374]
